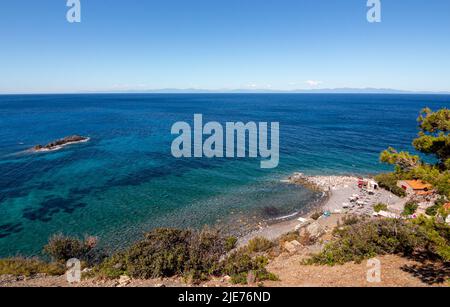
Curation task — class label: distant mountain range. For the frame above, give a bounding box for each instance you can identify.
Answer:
[103,88,450,94]
[3,88,450,95]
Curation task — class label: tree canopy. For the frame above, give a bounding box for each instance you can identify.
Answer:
[380,108,450,197]
[413,108,450,169]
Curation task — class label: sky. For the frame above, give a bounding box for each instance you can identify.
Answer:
[1,0,450,94]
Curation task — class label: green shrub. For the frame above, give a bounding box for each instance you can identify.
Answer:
[426,196,448,216]
[94,228,229,281]
[412,216,450,262]
[89,253,127,279]
[0,258,65,277]
[375,173,407,197]
[124,228,191,279]
[93,227,277,284]
[185,228,228,279]
[221,249,278,284]
[426,204,441,217]
[403,201,419,216]
[246,237,274,253]
[340,215,362,226]
[373,203,388,213]
[225,236,238,252]
[307,219,428,266]
[43,234,105,265]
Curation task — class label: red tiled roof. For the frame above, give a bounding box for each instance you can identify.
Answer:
[404,180,433,190]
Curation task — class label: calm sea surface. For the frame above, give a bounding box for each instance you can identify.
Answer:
[0,94,448,256]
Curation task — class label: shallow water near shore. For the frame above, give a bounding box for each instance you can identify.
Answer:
[0,93,449,257]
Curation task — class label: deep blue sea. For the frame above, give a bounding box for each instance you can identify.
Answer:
[0,94,448,257]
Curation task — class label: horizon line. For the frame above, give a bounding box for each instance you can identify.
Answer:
[1,87,450,96]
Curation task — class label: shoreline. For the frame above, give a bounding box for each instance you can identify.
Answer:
[238,172,405,246]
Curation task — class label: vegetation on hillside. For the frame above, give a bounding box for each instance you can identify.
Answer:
[0,258,65,277]
[403,201,419,216]
[379,108,450,199]
[44,234,107,266]
[306,216,450,266]
[91,229,277,284]
[373,203,388,213]
[0,229,277,285]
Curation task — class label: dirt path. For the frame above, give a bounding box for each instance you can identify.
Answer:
[265,253,447,287]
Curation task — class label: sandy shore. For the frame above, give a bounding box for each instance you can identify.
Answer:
[239,173,407,246]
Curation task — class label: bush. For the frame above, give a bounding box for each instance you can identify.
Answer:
[93,227,277,284]
[185,228,228,280]
[43,234,105,266]
[89,253,127,279]
[278,231,300,244]
[225,236,238,252]
[340,215,362,226]
[412,216,450,262]
[246,237,274,253]
[426,196,448,216]
[307,219,428,265]
[221,249,278,284]
[124,228,192,279]
[94,228,229,281]
[0,258,65,277]
[375,173,407,197]
[403,201,419,216]
[426,204,441,217]
[373,203,388,213]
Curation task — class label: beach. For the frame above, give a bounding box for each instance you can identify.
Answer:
[239,172,407,246]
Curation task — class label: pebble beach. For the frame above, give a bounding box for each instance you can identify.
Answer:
[239,172,407,245]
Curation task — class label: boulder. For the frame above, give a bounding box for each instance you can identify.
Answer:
[300,221,325,240]
[283,241,297,253]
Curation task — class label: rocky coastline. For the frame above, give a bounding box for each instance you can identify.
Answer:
[31,135,90,152]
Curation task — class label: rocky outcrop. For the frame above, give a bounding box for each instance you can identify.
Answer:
[32,135,89,152]
[299,221,326,241]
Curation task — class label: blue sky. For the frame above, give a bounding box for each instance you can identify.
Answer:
[1,0,450,93]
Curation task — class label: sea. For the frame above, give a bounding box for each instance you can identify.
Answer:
[0,93,448,257]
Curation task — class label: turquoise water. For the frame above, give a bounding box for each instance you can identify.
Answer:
[0,94,448,257]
